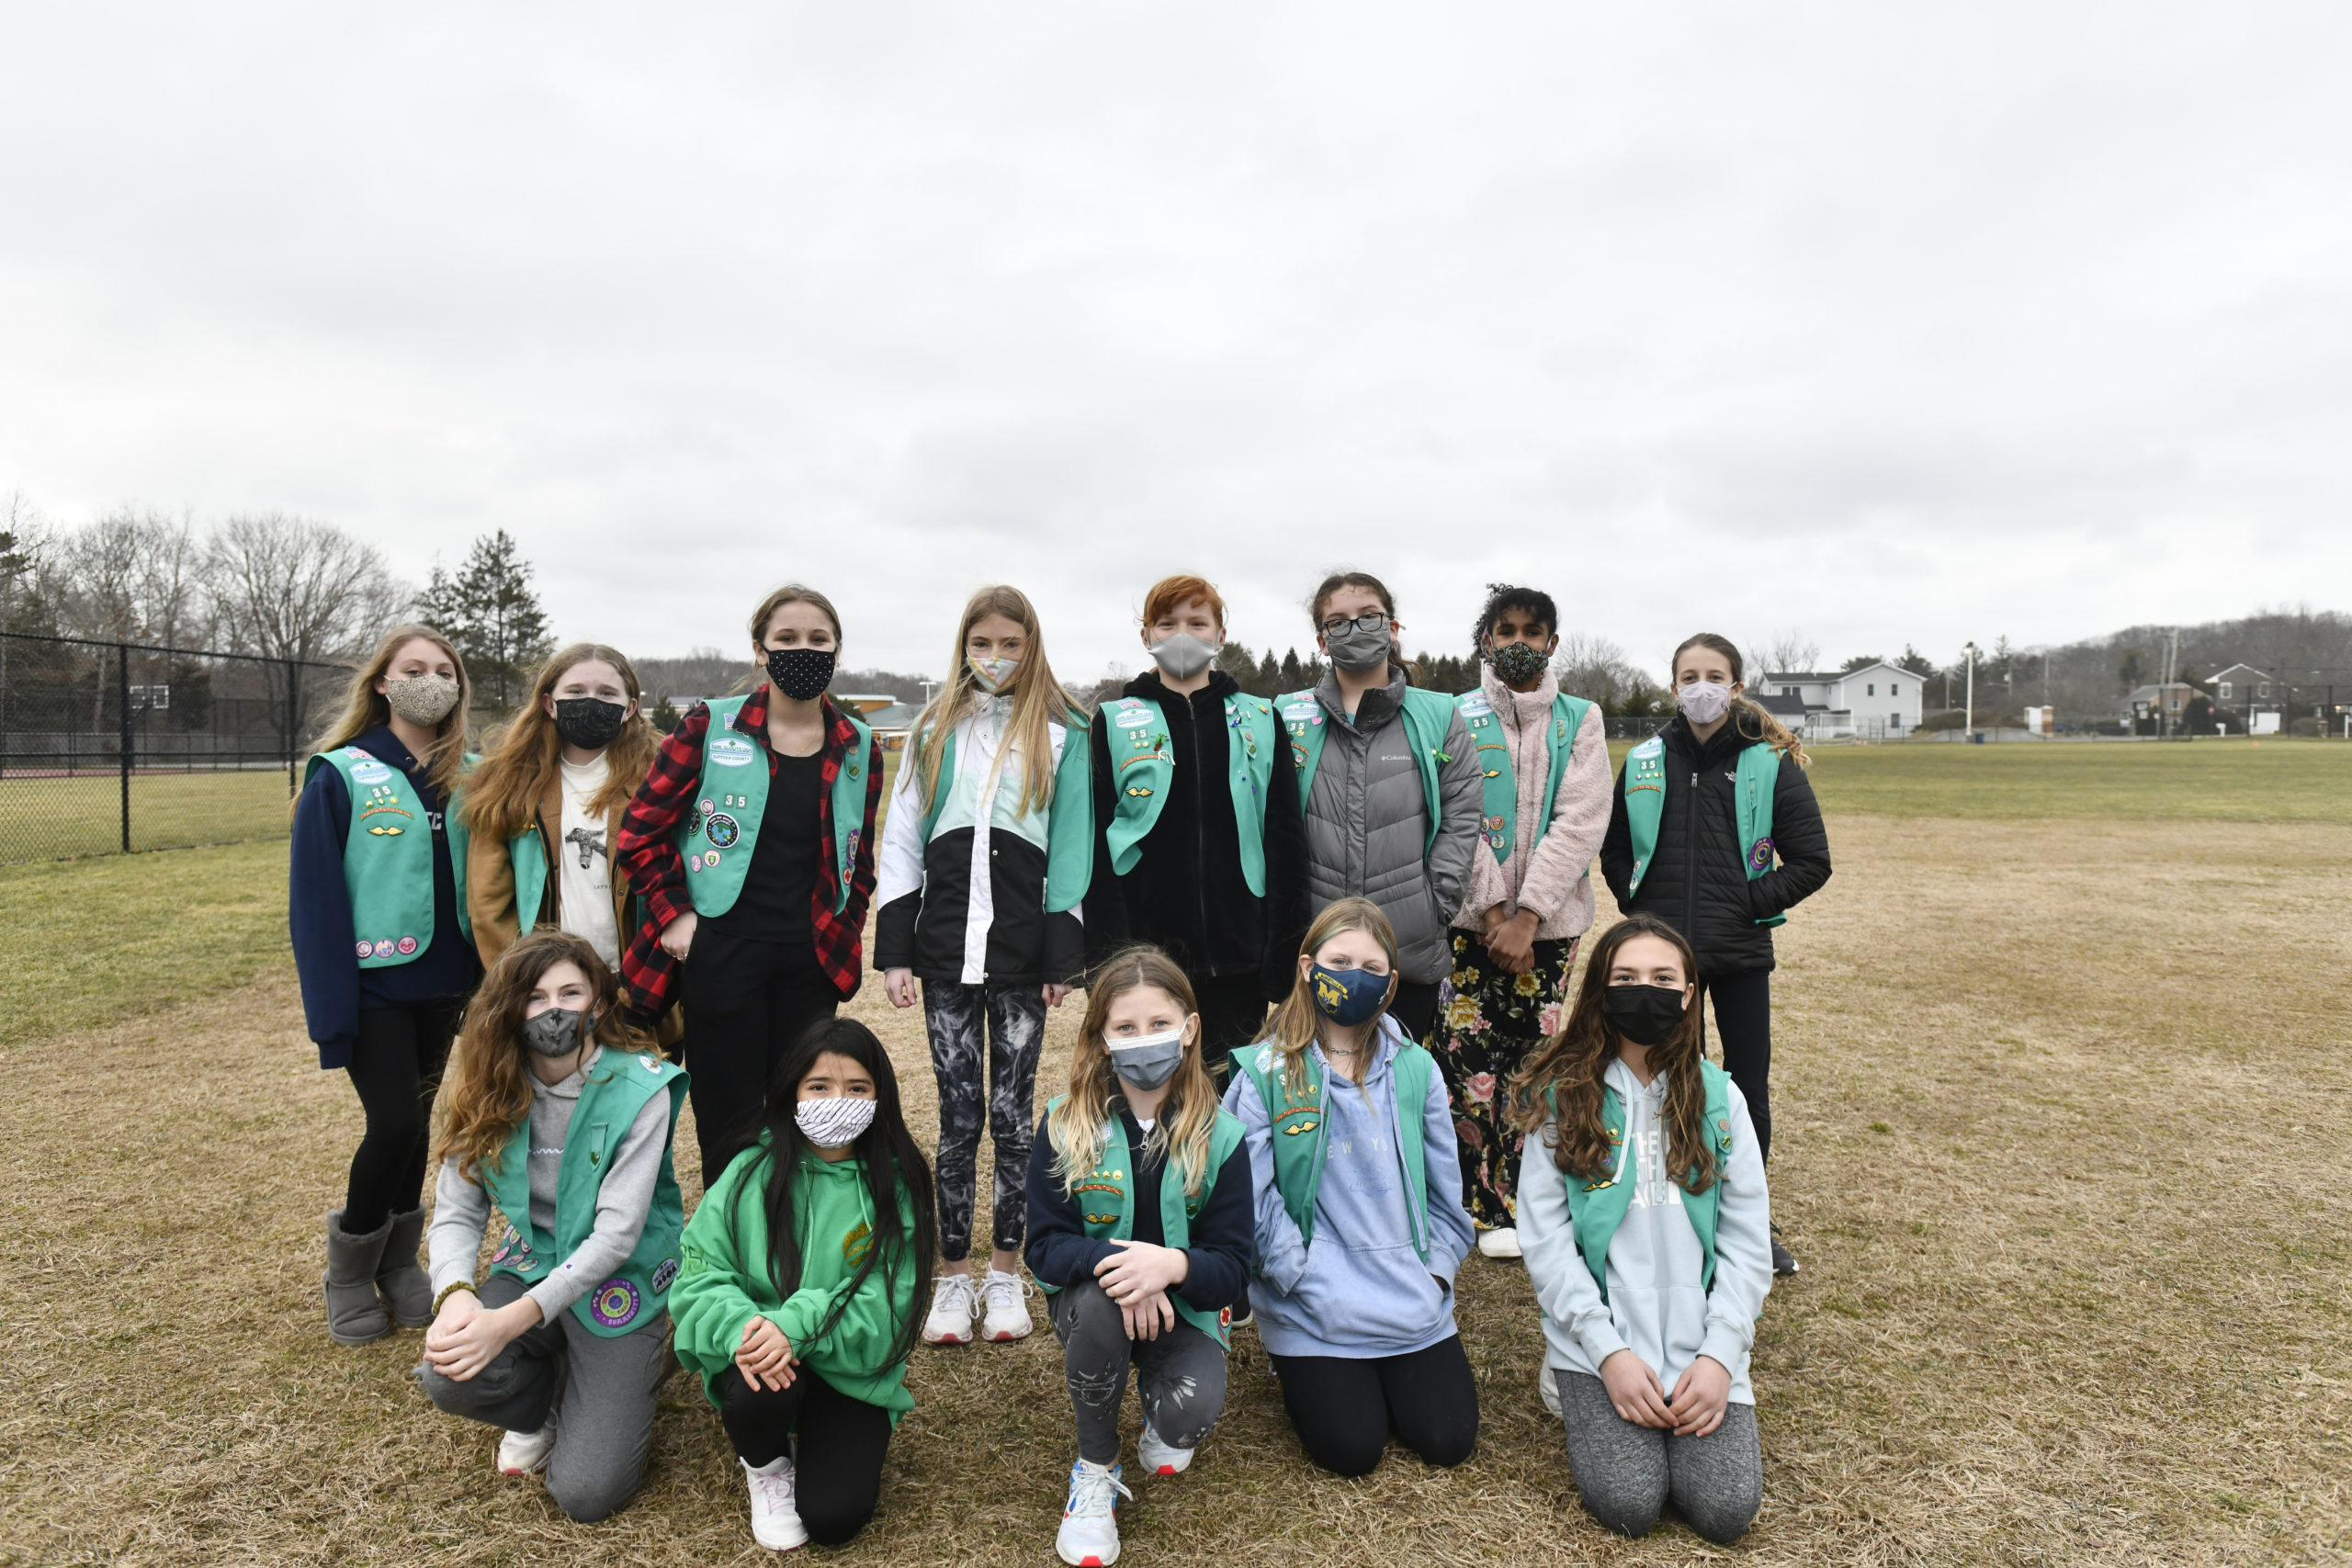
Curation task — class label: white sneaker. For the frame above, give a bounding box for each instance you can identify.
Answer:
[496,1416,556,1476]
[1540,1359,1563,1418]
[922,1273,978,1345]
[1477,1225,1523,1259]
[741,1454,808,1551]
[1056,1457,1132,1566]
[1137,1421,1193,1476]
[980,1268,1034,1342]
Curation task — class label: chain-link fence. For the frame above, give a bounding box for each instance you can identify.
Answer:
[0,631,355,863]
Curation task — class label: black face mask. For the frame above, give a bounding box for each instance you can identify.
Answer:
[552,697,628,750]
[767,646,836,702]
[1601,983,1688,1046]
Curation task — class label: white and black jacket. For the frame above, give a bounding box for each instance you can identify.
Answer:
[873,697,1089,987]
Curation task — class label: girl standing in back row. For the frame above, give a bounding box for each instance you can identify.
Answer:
[290,624,482,1348]
[617,585,885,1185]
[876,584,1093,1348]
[1600,632,1829,1276]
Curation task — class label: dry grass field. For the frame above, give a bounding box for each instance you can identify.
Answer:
[4,743,2349,1565]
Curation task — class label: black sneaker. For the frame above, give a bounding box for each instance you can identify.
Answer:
[1770,1230,1800,1277]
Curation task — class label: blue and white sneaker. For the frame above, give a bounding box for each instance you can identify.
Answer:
[1056,1457,1132,1566]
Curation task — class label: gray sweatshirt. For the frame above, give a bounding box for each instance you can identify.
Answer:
[1300,671,1484,984]
[426,1046,673,1324]
[1518,1057,1773,1403]
[1225,1019,1477,1358]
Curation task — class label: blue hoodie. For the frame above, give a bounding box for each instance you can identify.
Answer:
[1222,1018,1476,1359]
[288,724,479,1068]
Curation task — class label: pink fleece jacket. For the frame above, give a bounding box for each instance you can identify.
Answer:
[1451,666,1613,942]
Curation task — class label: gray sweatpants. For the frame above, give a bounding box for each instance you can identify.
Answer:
[1555,1369,1762,1545]
[415,1272,670,1523]
[1050,1279,1227,1466]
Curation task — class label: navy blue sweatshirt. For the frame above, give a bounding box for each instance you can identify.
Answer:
[289,725,481,1068]
[1024,1100,1256,1316]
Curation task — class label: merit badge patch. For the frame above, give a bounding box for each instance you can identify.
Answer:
[698,796,716,815]
[704,852,720,869]
[705,812,740,849]
[689,853,705,873]
[354,941,373,959]
[589,1279,641,1328]
[1747,836,1775,872]
[707,735,756,768]
[650,1257,680,1293]
[370,939,396,959]
[395,935,418,955]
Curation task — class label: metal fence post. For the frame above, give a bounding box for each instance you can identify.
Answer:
[286,657,300,796]
[118,642,132,853]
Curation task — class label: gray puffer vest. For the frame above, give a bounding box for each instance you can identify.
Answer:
[1299,671,1484,984]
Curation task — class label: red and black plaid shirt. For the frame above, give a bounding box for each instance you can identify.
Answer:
[616,687,884,1015]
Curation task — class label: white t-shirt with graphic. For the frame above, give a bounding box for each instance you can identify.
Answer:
[557,753,620,967]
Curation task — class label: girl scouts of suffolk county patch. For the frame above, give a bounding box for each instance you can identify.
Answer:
[589,1278,640,1327]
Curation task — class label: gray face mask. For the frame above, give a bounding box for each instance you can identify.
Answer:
[1147,632,1219,681]
[384,673,460,726]
[1107,1028,1187,1091]
[1322,619,1394,674]
[521,1006,591,1059]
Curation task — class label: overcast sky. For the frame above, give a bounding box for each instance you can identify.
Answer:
[4,3,2347,682]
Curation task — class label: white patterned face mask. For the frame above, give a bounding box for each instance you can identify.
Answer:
[796,1094,876,1149]
[385,673,460,725]
[1676,678,1734,725]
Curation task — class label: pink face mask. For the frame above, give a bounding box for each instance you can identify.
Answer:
[1676,678,1734,725]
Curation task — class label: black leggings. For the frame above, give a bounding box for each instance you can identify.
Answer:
[1191,969,1272,1082]
[1388,978,1441,1044]
[1700,971,1773,1163]
[1270,1335,1479,1477]
[684,926,840,1183]
[717,1366,895,1547]
[344,995,467,1233]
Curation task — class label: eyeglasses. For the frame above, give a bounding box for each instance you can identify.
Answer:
[1319,611,1390,636]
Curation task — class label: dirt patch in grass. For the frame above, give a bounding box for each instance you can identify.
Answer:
[5,813,2350,1565]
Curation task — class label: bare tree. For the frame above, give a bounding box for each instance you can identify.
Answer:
[1553,631,1664,709]
[1751,630,1821,680]
[207,513,407,666]
[56,508,207,648]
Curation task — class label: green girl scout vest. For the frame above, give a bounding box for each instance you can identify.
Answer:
[1621,736,1786,928]
[1235,1038,1436,1262]
[678,695,875,918]
[1039,1098,1248,1348]
[305,744,475,967]
[1101,694,1280,897]
[1560,1060,1735,1302]
[1276,686,1461,855]
[916,706,1095,914]
[1451,689,1593,863]
[483,1050,690,1337]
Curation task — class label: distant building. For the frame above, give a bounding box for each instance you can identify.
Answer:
[2126,682,2195,727]
[1759,662,1924,739]
[859,700,924,749]
[2204,663,2272,705]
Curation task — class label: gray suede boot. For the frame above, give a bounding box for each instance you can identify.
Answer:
[324,1208,394,1346]
[376,1207,434,1328]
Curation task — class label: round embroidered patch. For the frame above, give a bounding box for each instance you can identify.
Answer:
[705,812,740,849]
[589,1279,640,1327]
[354,941,373,959]
[370,939,395,958]
[1747,836,1775,872]
[395,935,419,955]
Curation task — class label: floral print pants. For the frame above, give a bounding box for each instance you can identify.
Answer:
[1430,930,1580,1228]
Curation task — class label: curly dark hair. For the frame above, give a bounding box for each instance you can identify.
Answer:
[1470,582,1558,652]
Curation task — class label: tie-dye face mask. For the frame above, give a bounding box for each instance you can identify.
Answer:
[968,655,1020,694]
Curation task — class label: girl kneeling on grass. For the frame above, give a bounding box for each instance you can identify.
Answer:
[1512,913,1771,1545]
[417,931,689,1523]
[1025,945,1255,1567]
[1224,897,1479,1479]
[671,1018,934,1551]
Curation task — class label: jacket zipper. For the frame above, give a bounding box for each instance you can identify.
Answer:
[1684,766,1699,939]
[1192,691,1211,956]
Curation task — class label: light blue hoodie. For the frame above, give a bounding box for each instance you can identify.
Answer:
[1223,1018,1476,1359]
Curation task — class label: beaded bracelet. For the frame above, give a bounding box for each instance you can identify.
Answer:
[432,1280,478,1314]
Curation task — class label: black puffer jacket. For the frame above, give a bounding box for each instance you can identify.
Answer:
[1085,669,1309,998]
[1600,715,1831,976]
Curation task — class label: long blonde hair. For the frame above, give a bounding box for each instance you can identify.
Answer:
[909,585,1075,818]
[1262,897,1399,1094]
[1672,632,1810,766]
[463,643,657,840]
[1050,946,1223,1198]
[311,624,472,800]
[434,931,662,1186]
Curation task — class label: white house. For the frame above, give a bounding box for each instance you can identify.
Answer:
[1759,662,1925,739]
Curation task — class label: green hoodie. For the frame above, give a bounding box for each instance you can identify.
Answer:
[671,1134,921,1424]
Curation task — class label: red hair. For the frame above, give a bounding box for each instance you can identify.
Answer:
[1142,574,1227,631]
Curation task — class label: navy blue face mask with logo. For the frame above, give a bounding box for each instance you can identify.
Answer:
[1308,964,1391,1026]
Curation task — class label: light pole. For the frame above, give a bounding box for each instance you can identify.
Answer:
[1962,642,1978,739]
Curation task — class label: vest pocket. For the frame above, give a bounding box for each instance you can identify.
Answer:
[588,1121,610,1169]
